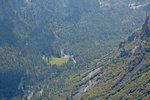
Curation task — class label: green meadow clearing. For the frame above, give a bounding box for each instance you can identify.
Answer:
[42,56,69,66]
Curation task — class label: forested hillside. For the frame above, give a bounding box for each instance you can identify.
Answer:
[0,0,149,99]
[72,16,150,100]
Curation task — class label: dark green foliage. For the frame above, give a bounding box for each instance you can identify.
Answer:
[0,71,23,99]
[0,0,149,100]
[0,20,18,45]
[142,16,150,37]
[73,17,150,100]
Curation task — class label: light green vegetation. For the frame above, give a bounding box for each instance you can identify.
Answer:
[62,0,69,7]
[0,0,149,99]
[49,56,69,66]
[42,56,69,66]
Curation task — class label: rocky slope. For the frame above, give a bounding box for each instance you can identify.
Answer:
[0,0,149,99]
[71,16,150,100]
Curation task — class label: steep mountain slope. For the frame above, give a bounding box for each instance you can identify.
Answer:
[0,0,26,20]
[0,0,149,100]
[70,16,150,100]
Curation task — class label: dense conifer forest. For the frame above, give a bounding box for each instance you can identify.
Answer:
[0,0,150,99]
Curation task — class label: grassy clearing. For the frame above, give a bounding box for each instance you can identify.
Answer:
[50,56,68,66]
[42,56,69,66]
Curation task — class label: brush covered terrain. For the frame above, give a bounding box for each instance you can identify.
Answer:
[0,0,150,99]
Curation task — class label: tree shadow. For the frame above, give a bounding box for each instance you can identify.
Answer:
[0,20,18,46]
